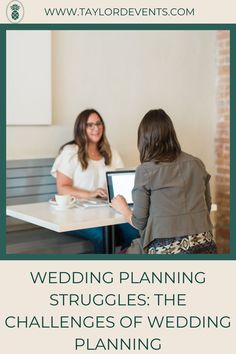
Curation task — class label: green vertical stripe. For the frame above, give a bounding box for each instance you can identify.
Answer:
[0,27,6,258]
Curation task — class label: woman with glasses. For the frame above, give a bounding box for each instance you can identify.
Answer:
[51,108,138,253]
[111,109,217,254]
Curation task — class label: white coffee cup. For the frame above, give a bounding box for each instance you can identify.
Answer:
[55,194,76,207]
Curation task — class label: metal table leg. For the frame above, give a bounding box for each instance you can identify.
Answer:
[104,226,110,254]
[104,225,116,254]
[110,225,116,254]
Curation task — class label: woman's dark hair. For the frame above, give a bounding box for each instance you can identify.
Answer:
[138,109,181,163]
[60,109,112,170]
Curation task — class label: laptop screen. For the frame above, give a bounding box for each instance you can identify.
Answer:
[106,170,136,205]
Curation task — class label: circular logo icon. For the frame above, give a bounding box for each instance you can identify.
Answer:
[6,1,24,23]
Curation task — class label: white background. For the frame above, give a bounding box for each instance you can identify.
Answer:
[0,261,235,353]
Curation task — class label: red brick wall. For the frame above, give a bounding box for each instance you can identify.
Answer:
[215,31,230,253]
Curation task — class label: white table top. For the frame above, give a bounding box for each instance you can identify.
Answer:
[6,202,127,233]
[6,202,217,234]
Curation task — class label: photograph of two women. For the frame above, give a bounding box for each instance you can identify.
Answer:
[6,29,230,256]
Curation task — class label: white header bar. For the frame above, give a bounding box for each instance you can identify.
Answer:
[0,0,236,24]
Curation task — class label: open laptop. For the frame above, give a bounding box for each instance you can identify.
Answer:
[106,170,136,206]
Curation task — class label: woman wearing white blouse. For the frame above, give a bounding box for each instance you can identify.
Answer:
[51,109,138,253]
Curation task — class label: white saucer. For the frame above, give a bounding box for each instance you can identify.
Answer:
[49,198,76,210]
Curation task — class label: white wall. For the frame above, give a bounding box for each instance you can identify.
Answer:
[7,30,217,175]
[7,31,52,125]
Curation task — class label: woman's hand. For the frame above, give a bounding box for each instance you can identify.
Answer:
[56,171,107,199]
[90,188,107,199]
[111,195,133,225]
[111,195,130,215]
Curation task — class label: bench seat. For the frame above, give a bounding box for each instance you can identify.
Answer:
[6,158,93,254]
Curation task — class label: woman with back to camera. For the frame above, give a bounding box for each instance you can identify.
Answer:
[111,109,217,254]
[51,108,138,253]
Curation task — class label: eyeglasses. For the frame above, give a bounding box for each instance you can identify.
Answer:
[86,121,103,129]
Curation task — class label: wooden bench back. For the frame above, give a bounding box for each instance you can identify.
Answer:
[7,158,56,205]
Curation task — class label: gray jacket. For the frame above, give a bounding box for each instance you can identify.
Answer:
[131,152,213,251]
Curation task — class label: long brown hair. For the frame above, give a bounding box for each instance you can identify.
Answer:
[138,109,181,163]
[60,109,112,170]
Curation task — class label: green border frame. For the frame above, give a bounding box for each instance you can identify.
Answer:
[1,24,234,261]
